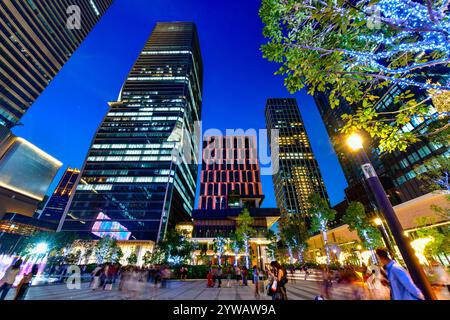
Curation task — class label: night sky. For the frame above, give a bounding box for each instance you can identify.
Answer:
[13,0,348,208]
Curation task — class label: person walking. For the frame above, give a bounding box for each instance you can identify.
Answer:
[235,266,241,286]
[269,261,288,300]
[0,259,23,300]
[242,266,248,286]
[376,248,424,300]
[217,266,223,288]
[14,264,39,300]
[253,266,260,298]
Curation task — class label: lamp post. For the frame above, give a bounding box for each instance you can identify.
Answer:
[346,133,436,300]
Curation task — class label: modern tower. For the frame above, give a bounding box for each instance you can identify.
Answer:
[0,0,113,127]
[59,22,203,242]
[38,168,80,226]
[198,135,264,210]
[265,98,330,217]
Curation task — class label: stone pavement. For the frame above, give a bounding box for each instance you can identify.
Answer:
[2,279,377,301]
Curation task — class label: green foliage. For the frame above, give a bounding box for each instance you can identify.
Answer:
[415,217,450,261]
[158,229,196,265]
[235,208,255,239]
[142,248,165,266]
[127,251,138,265]
[259,0,450,153]
[279,213,309,260]
[342,202,383,248]
[21,231,77,258]
[94,236,117,264]
[264,229,278,261]
[307,194,336,233]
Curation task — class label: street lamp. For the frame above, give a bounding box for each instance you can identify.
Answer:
[346,133,436,300]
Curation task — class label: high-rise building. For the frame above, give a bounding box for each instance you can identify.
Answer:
[38,168,80,226]
[198,135,264,210]
[0,0,114,127]
[59,22,203,242]
[314,84,450,208]
[265,98,330,217]
[0,127,62,218]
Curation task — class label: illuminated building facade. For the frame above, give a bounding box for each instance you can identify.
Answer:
[0,0,113,128]
[265,98,329,217]
[59,22,203,242]
[38,168,80,226]
[198,136,264,210]
[0,127,62,218]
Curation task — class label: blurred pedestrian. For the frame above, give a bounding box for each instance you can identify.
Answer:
[376,248,424,300]
[0,259,23,300]
[14,264,39,300]
[253,266,260,298]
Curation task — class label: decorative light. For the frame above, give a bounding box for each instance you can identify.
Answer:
[410,237,434,265]
[33,242,49,255]
[347,133,364,151]
[374,218,383,226]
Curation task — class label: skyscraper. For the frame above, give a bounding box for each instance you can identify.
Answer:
[59,22,203,242]
[265,98,329,217]
[198,135,264,210]
[0,0,113,127]
[38,168,80,226]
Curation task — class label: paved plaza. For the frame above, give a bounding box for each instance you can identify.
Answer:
[3,278,371,301]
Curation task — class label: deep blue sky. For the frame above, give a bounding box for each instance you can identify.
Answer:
[13,0,347,207]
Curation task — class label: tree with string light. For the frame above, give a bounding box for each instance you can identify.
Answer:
[260,0,450,152]
[307,194,336,266]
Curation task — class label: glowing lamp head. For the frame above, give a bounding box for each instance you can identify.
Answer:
[356,245,362,250]
[33,242,49,255]
[374,218,383,226]
[347,133,363,151]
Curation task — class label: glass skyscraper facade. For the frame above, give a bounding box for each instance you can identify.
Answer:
[38,168,80,226]
[198,136,264,210]
[0,0,113,127]
[265,98,329,218]
[59,22,203,242]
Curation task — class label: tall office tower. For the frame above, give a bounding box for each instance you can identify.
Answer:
[59,22,203,242]
[38,168,80,226]
[265,98,330,217]
[314,83,450,207]
[198,136,264,210]
[0,0,113,127]
[0,127,62,218]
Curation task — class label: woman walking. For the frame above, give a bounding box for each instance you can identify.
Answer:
[253,266,260,298]
[270,261,288,300]
[0,259,23,300]
[14,264,39,300]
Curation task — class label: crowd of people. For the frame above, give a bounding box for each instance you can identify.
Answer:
[89,263,172,297]
[0,247,448,300]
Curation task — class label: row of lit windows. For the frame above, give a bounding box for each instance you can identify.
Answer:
[92,143,176,149]
[87,156,174,162]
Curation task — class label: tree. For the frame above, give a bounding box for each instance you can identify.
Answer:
[236,208,255,268]
[416,154,450,219]
[143,247,165,266]
[212,236,228,266]
[342,202,383,262]
[159,229,196,265]
[94,236,116,264]
[415,217,450,263]
[279,213,310,264]
[21,231,77,260]
[260,0,450,153]
[308,194,336,265]
[265,229,278,262]
[127,251,138,266]
[229,232,244,266]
